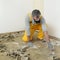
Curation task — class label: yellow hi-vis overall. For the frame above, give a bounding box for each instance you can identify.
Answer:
[22,13,44,42]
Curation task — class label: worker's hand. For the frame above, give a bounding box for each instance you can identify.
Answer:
[47,41,54,51]
[27,36,32,41]
[44,31,50,43]
[27,42,33,47]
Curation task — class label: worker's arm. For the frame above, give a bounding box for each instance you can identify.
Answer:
[41,17,50,42]
[25,15,31,41]
[44,31,50,42]
[41,17,54,50]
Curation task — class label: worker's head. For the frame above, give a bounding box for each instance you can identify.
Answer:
[32,9,41,20]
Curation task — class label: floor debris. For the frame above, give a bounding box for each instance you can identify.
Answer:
[0,32,60,60]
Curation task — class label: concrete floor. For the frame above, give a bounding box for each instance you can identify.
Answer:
[0,31,60,60]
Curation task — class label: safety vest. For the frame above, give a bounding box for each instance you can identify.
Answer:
[27,13,42,23]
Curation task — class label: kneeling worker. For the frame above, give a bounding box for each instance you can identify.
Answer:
[22,9,53,50]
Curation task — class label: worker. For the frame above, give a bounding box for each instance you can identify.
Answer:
[22,9,53,50]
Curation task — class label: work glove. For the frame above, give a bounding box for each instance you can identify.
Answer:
[27,42,33,47]
[47,41,54,51]
[27,42,38,49]
[47,41,56,57]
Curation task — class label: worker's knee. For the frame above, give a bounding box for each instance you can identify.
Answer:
[37,32,44,40]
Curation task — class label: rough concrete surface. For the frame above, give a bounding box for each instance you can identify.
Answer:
[0,31,60,60]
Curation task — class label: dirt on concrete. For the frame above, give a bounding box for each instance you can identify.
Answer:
[0,31,60,60]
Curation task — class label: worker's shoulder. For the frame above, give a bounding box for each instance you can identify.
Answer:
[40,15,43,19]
[25,13,31,22]
[25,12,31,17]
[40,16,45,20]
[25,13,32,21]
